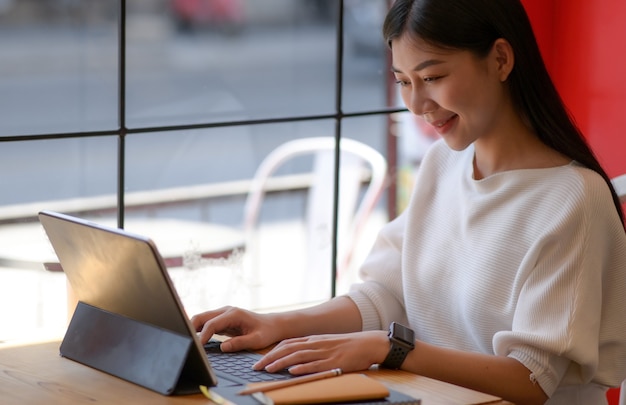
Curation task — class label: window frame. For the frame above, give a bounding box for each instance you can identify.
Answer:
[0,0,406,297]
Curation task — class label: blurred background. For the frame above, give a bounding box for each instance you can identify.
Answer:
[0,0,437,342]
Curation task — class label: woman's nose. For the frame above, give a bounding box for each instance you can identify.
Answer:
[407,88,436,116]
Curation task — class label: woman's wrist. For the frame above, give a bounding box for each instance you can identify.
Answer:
[263,311,297,343]
[374,330,392,366]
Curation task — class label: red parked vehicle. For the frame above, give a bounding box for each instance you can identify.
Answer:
[170,0,244,33]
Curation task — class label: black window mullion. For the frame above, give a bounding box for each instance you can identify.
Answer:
[330,0,346,298]
[117,0,127,229]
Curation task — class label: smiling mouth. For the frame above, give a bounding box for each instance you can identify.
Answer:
[433,115,457,128]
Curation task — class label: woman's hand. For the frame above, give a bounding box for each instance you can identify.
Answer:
[253,330,389,375]
[190,306,283,352]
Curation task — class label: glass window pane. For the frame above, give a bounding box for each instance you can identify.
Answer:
[127,121,344,312]
[126,1,337,128]
[0,1,118,136]
[0,136,117,341]
[0,137,117,209]
[342,0,395,112]
[337,116,390,294]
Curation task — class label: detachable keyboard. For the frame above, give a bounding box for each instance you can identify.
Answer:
[204,340,292,386]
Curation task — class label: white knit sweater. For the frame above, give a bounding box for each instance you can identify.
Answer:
[347,140,626,404]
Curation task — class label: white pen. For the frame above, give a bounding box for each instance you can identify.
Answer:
[238,368,343,396]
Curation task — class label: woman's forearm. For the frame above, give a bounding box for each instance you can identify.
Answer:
[270,296,363,339]
[404,340,548,405]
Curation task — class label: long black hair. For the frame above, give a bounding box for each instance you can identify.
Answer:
[383,0,625,227]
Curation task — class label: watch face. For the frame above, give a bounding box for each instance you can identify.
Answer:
[391,322,415,346]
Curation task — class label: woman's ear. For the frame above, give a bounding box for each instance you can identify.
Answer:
[492,38,514,82]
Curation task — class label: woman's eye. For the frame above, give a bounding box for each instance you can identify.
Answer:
[423,76,441,82]
[395,79,410,87]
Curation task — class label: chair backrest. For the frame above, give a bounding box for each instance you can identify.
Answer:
[619,379,626,405]
[243,137,388,295]
[612,174,626,204]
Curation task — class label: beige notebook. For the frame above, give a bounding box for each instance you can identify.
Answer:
[249,373,390,405]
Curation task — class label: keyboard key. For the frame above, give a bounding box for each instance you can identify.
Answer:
[204,340,292,385]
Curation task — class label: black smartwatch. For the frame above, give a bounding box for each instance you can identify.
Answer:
[380,322,415,369]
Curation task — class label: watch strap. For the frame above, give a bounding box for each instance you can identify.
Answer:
[381,322,415,369]
[381,339,412,369]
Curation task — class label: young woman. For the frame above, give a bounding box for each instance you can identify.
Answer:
[191,1,626,403]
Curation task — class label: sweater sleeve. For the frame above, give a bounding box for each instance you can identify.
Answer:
[492,173,626,397]
[346,210,409,331]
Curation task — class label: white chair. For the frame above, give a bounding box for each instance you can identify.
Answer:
[611,174,626,405]
[619,379,626,405]
[242,137,388,304]
[612,174,626,204]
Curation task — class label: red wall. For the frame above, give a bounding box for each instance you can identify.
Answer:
[526,5,624,404]
[522,0,626,178]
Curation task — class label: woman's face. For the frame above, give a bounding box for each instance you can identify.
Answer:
[391,34,511,151]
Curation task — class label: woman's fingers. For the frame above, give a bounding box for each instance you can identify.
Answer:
[264,350,334,375]
[254,331,389,374]
[191,306,281,351]
[254,339,321,372]
[191,306,253,344]
[253,336,346,373]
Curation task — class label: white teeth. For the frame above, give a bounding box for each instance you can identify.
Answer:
[437,116,455,127]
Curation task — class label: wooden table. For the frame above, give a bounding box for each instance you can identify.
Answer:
[0,340,512,405]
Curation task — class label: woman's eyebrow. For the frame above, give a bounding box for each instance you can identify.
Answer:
[391,59,445,73]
